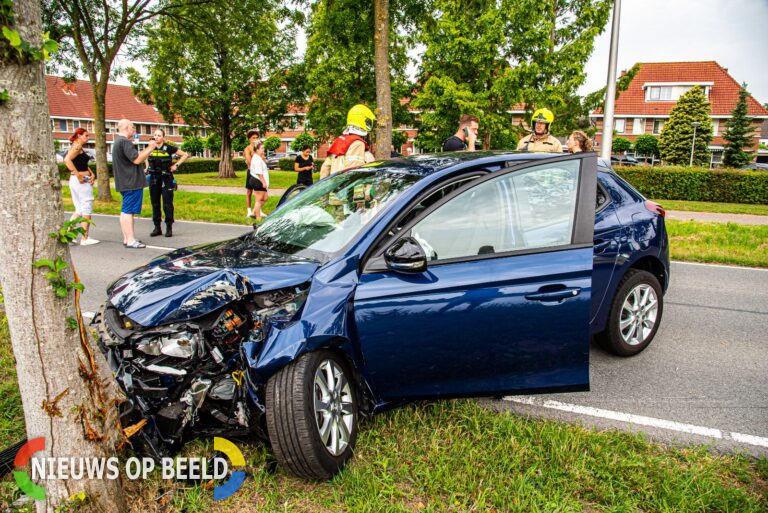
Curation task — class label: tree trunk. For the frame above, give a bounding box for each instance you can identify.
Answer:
[93,82,112,201]
[0,1,127,511]
[218,115,235,178]
[373,0,393,160]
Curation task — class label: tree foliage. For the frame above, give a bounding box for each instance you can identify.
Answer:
[303,0,421,143]
[612,137,632,153]
[264,135,282,153]
[412,0,612,151]
[722,86,755,168]
[659,86,713,166]
[290,132,316,152]
[130,0,298,177]
[392,129,408,151]
[181,135,205,156]
[634,134,659,158]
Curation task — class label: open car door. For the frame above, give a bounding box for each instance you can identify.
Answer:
[354,154,597,402]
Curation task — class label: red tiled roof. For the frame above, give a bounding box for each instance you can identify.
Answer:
[592,61,768,117]
[46,76,184,124]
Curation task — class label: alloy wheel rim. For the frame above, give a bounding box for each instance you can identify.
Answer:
[619,283,658,346]
[313,359,355,456]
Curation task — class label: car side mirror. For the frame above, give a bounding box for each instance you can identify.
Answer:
[384,237,427,273]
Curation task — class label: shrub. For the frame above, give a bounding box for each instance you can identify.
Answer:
[57,162,113,179]
[278,157,325,172]
[290,132,316,152]
[633,135,659,158]
[264,136,281,153]
[615,165,768,204]
[612,137,632,153]
[57,159,250,179]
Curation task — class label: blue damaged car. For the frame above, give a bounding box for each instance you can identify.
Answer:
[97,151,669,479]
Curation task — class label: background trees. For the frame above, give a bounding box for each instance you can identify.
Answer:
[722,86,755,168]
[130,0,297,178]
[634,134,660,162]
[659,86,713,166]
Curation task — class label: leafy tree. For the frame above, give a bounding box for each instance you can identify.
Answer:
[43,0,188,200]
[412,0,612,150]
[659,86,713,166]
[634,134,659,159]
[612,137,632,153]
[392,130,408,152]
[130,0,297,178]
[264,135,282,153]
[232,134,249,153]
[291,132,316,152]
[722,86,755,168]
[1,0,126,508]
[303,0,420,146]
[181,135,205,156]
[205,133,222,157]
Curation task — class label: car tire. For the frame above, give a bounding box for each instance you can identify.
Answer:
[597,269,663,356]
[277,184,308,208]
[265,350,358,480]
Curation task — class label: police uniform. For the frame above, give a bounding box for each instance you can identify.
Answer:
[146,144,178,233]
[517,134,563,153]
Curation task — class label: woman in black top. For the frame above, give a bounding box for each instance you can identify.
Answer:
[146,128,189,237]
[64,127,99,245]
[293,145,314,186]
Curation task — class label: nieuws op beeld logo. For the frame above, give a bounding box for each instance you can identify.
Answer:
[14,436,246,501]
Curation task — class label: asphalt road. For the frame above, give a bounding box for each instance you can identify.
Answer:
[71,214,768,456]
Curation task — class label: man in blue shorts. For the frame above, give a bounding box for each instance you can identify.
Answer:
[112,119,156,248]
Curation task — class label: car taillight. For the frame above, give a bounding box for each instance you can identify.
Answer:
[645,200,665,218]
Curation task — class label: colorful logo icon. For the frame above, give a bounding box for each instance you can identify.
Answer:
[14,437,46,500]
[213,437,245,501]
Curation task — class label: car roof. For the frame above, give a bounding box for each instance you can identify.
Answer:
[363,151,613,176]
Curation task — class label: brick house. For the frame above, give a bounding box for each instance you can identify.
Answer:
[589,61,768,165]
[47,76,189,157]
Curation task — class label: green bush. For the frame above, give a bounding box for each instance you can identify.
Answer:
[57,162,112,179]
[278,157,325,172]
[615,165,768,204]
[58,158,248,179]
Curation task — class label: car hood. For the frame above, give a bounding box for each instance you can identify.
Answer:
[107,237,320,327]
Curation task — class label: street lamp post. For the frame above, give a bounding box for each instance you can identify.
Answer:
[689,121,700,167]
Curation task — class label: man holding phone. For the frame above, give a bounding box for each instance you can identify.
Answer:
[443,114,479,151]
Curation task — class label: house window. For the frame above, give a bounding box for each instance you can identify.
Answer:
[168,125,175,136]
[614,119,626,134]
[712,120,719,136]
[144,124,153,135]
[647,86,673,101]
[653,119,665,135]
[72,120,80,129]
[58,119,67,132]
[290,116,298,130]
[633,118,645,135]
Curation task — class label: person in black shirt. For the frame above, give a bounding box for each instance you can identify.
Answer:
[293,145,314,186]
[146,128,189,237]
[443,114,479,152]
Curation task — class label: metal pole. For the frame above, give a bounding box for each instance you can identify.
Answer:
[689,124,698,167]
[600,0,622,160]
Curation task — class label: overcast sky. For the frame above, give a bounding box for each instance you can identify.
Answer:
[579,0,768,104]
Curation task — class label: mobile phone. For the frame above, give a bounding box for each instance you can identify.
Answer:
[84,176,91,183]
[463,127,469,138]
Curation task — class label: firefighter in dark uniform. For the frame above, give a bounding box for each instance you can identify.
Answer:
[147,128,189,237]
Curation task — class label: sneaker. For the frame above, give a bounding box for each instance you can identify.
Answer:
[247,208,255,218]
[125,240,146,249]
[80,238,100,246]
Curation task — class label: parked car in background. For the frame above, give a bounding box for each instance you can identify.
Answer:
[266,151,298,170]
[741,163,768,171]
[97,151,669,480]
[611,155,639,166]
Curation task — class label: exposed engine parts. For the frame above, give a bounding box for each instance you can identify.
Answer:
[97,286,308,459]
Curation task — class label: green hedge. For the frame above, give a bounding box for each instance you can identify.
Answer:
[58,158,248,179]
[615,165,768,205]
[279,157,325,171]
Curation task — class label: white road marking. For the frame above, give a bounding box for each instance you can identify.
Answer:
[672,260,768,272]
[145,244,176,251]
[503,396,768,448]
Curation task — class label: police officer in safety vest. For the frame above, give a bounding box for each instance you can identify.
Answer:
[147,129,189,237]
[320,104,376,178]
[517,108,563,153]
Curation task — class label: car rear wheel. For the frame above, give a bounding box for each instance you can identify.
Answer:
[597,269,663,356]
[266,350,358,479]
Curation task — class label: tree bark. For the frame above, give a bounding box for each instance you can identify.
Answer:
[92,81,112,201]
[0,1,127,511]
[373,0,393,160]
[218,114,235,178]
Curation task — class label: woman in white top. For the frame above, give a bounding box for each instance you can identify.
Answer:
[64,127,99,245]
[249,140,270,221]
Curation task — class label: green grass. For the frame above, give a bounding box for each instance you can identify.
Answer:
[0,305,24,449]
[174,171,320,190]
[667,220,768,267]
[652,199,768,216]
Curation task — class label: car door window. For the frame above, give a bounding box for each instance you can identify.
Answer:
[411,160,580,261]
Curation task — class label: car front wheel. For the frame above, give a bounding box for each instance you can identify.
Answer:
[266,350,358,479]
[597,269,663,356]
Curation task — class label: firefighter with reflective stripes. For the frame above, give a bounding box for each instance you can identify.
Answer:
[320,104,376,178]
[517,108,563,153]
[147,128,188,237]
